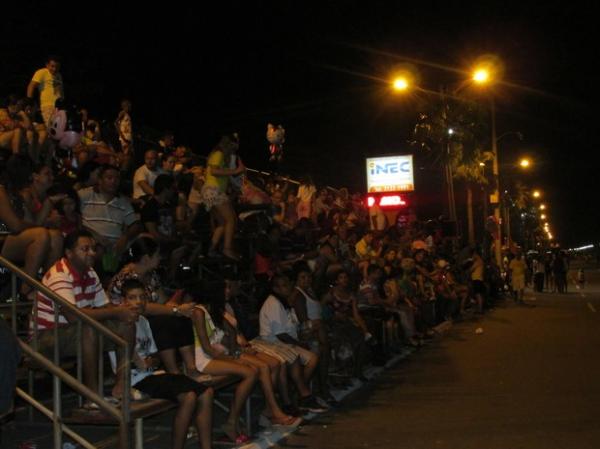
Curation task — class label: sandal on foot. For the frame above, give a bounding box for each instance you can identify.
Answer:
[217,433,251,444]
[220,423,250,444]
[259,414,301,427]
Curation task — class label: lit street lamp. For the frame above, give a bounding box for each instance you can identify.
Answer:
[519,158,531,169]
[532,190,541,198]
[391,75,458,232]
[473,62,502,267]
[393,77,409,91]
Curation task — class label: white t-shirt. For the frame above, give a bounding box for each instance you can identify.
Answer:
[32,68,63,108]
[109,316,159,386]
[259,295,299,343]
[133,165,160,199]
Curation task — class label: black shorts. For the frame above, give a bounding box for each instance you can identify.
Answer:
[146,315,194,351]
[134,373,208,402]
[472,280,486,296]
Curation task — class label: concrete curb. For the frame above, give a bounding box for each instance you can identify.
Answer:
[235,348,415,449]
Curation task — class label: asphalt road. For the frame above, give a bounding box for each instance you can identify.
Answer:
[277,271,600,449]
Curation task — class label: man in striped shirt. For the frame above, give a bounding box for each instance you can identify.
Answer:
[34,230,138,400]
[79,164,141,265]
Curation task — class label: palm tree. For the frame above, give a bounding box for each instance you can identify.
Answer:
[411,94,489,245]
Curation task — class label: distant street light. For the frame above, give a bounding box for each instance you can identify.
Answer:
[540,204,547,210]
[541,214,547,220]
[532,190,541,198]
[519,158,531,169]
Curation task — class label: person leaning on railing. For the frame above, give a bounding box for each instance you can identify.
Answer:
[32,230,139,404]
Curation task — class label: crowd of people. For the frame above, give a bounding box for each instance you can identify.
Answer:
[1,55,569,449]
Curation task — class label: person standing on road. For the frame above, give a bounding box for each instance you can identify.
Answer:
[553,251,568,294]
[545,254,554,292]
[532,257,545,293]
[470,249,485,314]
[509,252,527,304]
[26,55,64,126]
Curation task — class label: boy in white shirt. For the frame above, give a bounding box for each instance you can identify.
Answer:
[112,279,213,449]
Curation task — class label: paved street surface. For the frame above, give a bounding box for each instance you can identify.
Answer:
[276,270,600,449]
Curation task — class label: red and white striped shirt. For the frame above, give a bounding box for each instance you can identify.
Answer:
[35,258,108,330]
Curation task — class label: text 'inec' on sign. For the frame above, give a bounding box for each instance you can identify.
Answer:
[366,155,415,193]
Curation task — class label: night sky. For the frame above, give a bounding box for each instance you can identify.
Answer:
[2,1,598,246]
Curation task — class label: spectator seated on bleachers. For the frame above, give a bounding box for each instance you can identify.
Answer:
[0,98,25,155]
[194,279,300,429]
[132,149,161,207]
[191,300,257,444]
[111,278,214,449]
[107,236,199,378]
[0,156,62,299]
[78,164,141,275]
[33,230,137,404]
[290,262,338,406]
[140,174,188,279]
[253,274,327,415]
[322,270,371,378]
[381,278,420,347]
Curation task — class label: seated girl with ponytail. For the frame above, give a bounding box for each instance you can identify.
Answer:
[191,279,299,443]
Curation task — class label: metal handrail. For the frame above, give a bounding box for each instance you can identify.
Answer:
[1,255,131,449]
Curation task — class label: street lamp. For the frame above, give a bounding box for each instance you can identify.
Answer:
[392,75,458,231]
[473,68,490,84]
[472,61,502,267]
[393,77,409,92]
[532,190,541,198]
[540,204,546,210]
[540,213,546,220]
[519,158,531,169]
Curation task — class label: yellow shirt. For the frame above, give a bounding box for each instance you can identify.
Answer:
[471,256,484,281]
[355,239,375,259]
[509,258,527,278]
[204,151,228,192]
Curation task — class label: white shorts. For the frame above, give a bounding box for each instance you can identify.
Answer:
[250,338,314,366]
[200,185,229,211]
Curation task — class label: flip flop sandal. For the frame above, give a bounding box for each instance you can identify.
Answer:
[216,434,250,445]
[264,415,302,427]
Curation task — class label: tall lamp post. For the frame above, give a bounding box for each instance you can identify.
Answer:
[473,66,502,267]
[392,75,458,226]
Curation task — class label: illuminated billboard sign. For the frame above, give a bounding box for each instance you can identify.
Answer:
[366,155,414,192]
